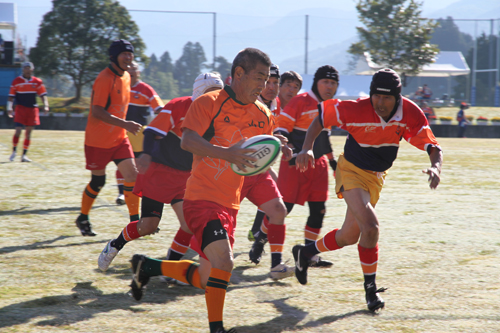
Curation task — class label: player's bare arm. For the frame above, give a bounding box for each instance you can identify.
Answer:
[296,116,324,172]
[181,128,257,171]
[274,133,293,161]
[135,153,152,174]
[7,96,14,118]
[422,146,443,189]
[41,95,49,115]
[92,105,142,134]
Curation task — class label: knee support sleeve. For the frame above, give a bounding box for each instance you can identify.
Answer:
[141,196,164,219]
[307,201,326,229]
[89,174,106,192]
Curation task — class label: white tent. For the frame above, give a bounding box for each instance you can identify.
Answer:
[354,51,470,98]
[355,51,470,77]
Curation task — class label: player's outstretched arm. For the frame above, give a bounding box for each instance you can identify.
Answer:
[181,128,257,172]
[422,146,443,189]
[296,116,323,172]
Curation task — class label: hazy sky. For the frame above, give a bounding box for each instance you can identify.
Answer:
[0,0,489,66]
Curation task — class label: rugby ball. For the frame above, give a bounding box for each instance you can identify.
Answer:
[231,135,281,176]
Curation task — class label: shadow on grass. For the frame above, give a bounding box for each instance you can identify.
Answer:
[0,281,202,329]
[0,235,108,254]
[0,205,113,216]
[233,297,367,333]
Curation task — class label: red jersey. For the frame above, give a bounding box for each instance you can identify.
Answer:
[276,91,332,159]
[127,81,163,125]
[9,76,47,108]
[144,96,193,171]
[182,86,274,210]
[320,96,441,172]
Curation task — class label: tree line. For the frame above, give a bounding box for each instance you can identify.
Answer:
[28,0,498,106]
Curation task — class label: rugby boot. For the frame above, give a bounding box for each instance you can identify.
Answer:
[115,194,126,205]
[269,262,295,281]
[9,151,16,162]
[292,245,309,285]
[75,215,96,236]
[249,237,267,264]
[98,240,119,271]
[309,254,333,268]
[21,155,32,162]
[130,254,150,301]
[364,281,387,312]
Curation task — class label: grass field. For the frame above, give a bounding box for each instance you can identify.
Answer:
[0,130,499,333]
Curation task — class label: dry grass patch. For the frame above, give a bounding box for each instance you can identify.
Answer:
[0,130,499,332]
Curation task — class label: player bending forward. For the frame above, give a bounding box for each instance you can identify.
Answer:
[294,68,443,312]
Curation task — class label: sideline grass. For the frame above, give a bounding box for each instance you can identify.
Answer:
[0,130,499,332]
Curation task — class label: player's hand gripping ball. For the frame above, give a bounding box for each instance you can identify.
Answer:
[231,135,281,176]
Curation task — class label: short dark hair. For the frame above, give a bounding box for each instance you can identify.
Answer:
[231,48,271,78]
[280,71,303,90]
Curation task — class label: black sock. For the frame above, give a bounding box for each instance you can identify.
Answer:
[110,233,127,251]
[251,210,265,235]
[118,184,124,195]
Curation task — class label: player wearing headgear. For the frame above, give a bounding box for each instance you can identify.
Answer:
[128,48,286,333]
[247,70,303,242]
[294,68,443,312]
[268,65,339,268]
[114,60,164,205]
[7,61,49,162]
[98,73,224,272]
[75,39,142,237]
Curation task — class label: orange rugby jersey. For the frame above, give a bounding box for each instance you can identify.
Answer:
[85,65,131,148]
[127,81,163,125]
[182,86,274,210]
[275,91,332,159]
[9,76,47,108]
[320,96,441,172]
[144,96,193,171]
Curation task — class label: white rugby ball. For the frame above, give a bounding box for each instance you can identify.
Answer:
[231,135,281,176]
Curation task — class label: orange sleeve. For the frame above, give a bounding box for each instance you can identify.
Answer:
[9,80,17,96]
[320,99,342,128]
[181,95,214,136]
[37,80,47,96]
[147,110,173,135]
[91,74,111,107]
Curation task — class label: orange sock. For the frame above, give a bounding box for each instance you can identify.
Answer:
[206,268,231,332]
[160,260,202,289]
[81,184,99,215]
[123,181,140,217]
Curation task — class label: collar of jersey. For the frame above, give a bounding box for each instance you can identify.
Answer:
[108,64,124,77]
[224,85,247,105]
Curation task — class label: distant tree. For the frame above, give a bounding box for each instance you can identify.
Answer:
[142,53,159,77]
[159,51,174,73]
[430,17,473,55]
[349,0,439,85]
[143,71,179,100]
[142,52,179,100]
[29,0,147,103]
[212,56,232,79]
[173,42,207,95]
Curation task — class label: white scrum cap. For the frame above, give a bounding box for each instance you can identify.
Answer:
[192,72,224,100]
